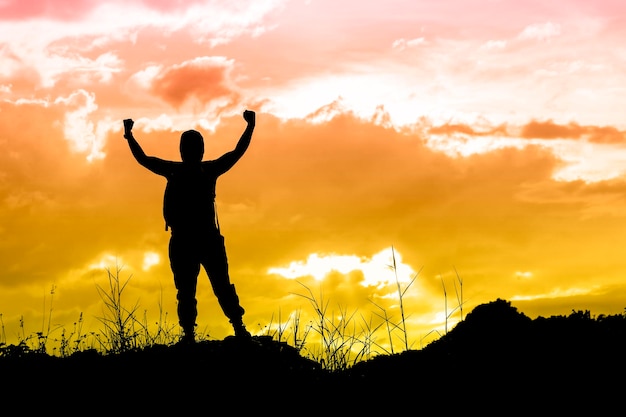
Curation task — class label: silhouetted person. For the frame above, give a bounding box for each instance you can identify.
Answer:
[123,110,256,343]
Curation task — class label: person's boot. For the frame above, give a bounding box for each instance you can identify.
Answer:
[221,284,250,338]
[231,319,251,339]
[178,327,195,346]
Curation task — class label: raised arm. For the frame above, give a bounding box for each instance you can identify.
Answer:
[123,119,172,176]
[214,110,256,173]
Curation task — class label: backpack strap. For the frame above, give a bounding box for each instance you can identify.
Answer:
[214,200,220,232]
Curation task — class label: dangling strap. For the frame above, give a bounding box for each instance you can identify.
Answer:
[214,200,220,232]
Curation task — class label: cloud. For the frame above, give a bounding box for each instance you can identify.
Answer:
[3,0,626,346]
[428,122,508,137]
[0,44,41,94]
[520,119,626,144]
[480,40,507,50]
[520,120,585,140]
[420,118,626,181]
[53,89,108,161]
[392,37,426,51]
[586,126,626,144]
[0,0,99,21]
[268,247,417,287]
[142,251,161,271]
[517,22,561,41]
[141,0,207,13]
[150,57,240,109]
[0,0,281,96]
[45,51,124,87]
[3,106,626,344]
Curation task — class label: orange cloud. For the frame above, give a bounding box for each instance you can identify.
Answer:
[521,120,585,140]
[151,57,239,109]
[3,104,626,346]
[520,119,626,144]
[586,126,626,144]
[428,123,509,137]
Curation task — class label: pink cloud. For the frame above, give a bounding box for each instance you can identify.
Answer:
[0,0,98,21]
[140,0,206,13]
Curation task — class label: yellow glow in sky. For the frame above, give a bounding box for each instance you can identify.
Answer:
[268,247,417,287]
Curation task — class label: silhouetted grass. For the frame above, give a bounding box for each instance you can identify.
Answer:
[0,261,462,369]
[4,297,625,414]
[291,281,369,371]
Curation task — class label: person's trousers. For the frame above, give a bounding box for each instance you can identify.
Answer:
[168,229,245,333]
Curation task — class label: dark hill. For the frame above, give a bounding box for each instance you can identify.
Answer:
[345,299,626,412]
[2,299,625,413]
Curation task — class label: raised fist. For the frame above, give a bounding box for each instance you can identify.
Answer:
[243,110,255,125]
[123,119,134,134]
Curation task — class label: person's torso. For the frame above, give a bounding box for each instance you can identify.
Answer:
[163,163,219,232]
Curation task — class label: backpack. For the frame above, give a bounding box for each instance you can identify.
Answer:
[163,167,217,231]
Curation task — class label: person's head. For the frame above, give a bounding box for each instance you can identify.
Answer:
[180,130,204,162]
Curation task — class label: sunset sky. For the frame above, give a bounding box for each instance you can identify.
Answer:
[2,0,626,351]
